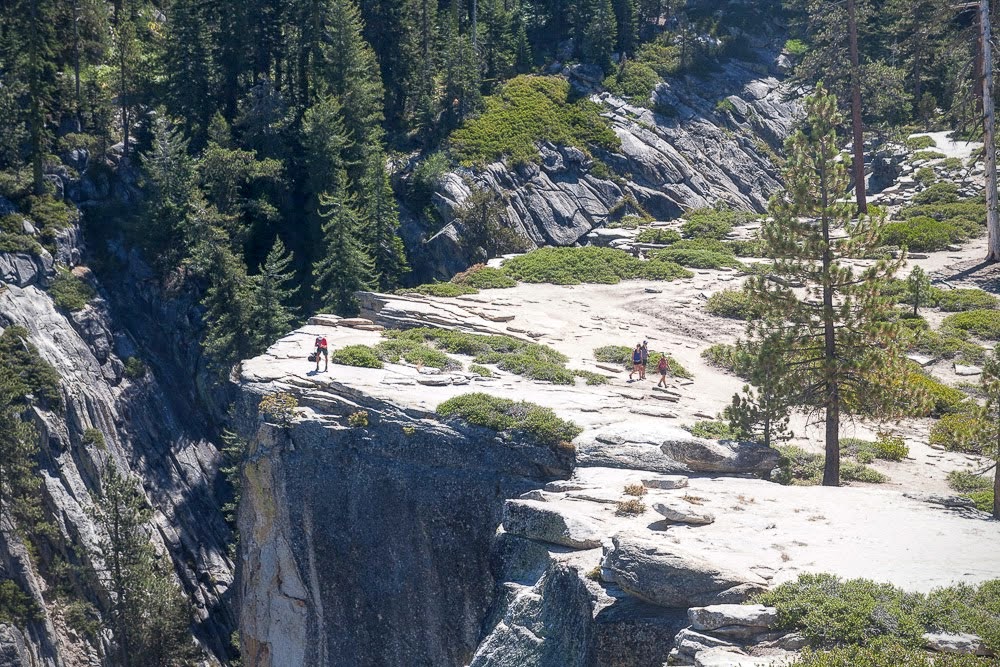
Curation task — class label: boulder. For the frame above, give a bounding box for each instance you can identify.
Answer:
[652,501,715,525]
[0,624,33,667]
[642,475,689,489]
[923,631,993,656]
[661,436,779,475]
[695,648,790,667]
[672,628,737,662]
[601,534,767,607]
[503,500,604,549]
[688,604,779,639]
[308,314,342,326]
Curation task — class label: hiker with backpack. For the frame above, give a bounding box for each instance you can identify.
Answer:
[313,335,329,372]
[656,354,670,388]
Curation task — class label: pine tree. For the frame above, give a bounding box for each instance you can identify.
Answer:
[440,12,482,134]
[906,266,932,316]
[580,0,618,71]
[480,0,515,88]
[455,186,525,261]
[724,332,791,449]
[163,0,215,140]
[0,368,40,525]
[612,0,638,56]
[977,348,1000,518]
[93,466,198,666]
[746,86,911,486]
[250,237,299,351]
[198,231,256,366]
[142,116,196,265]
[312,170,373,315]
[361,151,409,291]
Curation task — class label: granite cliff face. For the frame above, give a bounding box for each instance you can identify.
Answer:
[0,185,234,665]
[407,62,799,279]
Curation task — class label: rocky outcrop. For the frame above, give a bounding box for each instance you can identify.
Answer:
[601,534,767,608]
[409,62,800,280]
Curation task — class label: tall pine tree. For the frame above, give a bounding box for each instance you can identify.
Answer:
[361,151,409,291]
[312,170,373,315]
[250,237,299,351]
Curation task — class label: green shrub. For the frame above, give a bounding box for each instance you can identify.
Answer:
[681,207,758,239]
[943,309,1000,339]
[880,216,959,251]
[347,410,369,427]
[258,392,299,425]
[668,238,736,255]
[23,194,76,230]
[652,247,743,270]
[756,573,924,648]
[687,419,739,440]
[635,40,681,77]
[914,166,936,186]
[573,369,608,385]
[908,327,985,364]
[383,328,577,383]
[914,182,960,204]
[729,238,765,257]
[501,246,691,284]
[701,343,750,377]
[840,461,888,483]
[946,470,993,493]
[0,326,62,407]
[967,490,995,513]
[705,288,758,319]
[912,150,946,161]
[49,270,95,311]
[374,336,456,370]
[929,412,990,453]
[872,433,909,461]
[604,61,660,105]
[62,599,101,642]
[606,214,646,229]
[593,344,692,378]
[905,135,937,150]
[469,364,494,377]
[397,282,479,297]
[0,579,40,626]
[81,428,106,450]
[330,345,384,369]
[451,265,517,289]
[635,228,681,244]
[941,157,963,170]
[900,201,986,235]
[919,581,1000,651]
[840,437,878,464]
[0,233,42,255]
[437,392,582,446]
[614,498,648,516]
[905,371,968,417]
[450,75,620,167]
[784,38,809,56]
[796,640,990,666]
[937,289,999,312]
[123,356,146,380]
[775,446,886,485]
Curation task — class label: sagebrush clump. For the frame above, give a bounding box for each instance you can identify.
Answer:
[436,393,582,447]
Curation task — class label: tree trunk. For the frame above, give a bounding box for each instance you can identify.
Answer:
[980,0,1000,261]
[73,0,82,132]
[847,0,867,215]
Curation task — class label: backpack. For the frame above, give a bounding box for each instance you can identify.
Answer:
[657,357,668,372]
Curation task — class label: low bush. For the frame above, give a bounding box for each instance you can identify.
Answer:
[900,201,986,236]
[436,392,582,446]
[62,599,100,643]
[943,309,1000,340]
[258,392,299,425]
[967,490,995,513]
[905,135,937,150]
[469,364,494,377]
[593,344,692,378]
[0,326,62,407]
[914,182,960,204]
[623,483,647,496]
[687,419,739,440]
[880,216,960,251]
[796,641,991,666]
[23,194,76,230]
[936,289,999,312]
[635,228,681,245]
[784,38,809,56]
[385,328,576,383]
[700,343,750,377]
[573,369,608,385]
[347,410,369,427]
[0,233,42,255]
[604,61,660,105]
[915,166,937,186]
[49,270,95,311]
[398,282,479,297]
[451,265,517,290]
[330,345,384,369]
[905,371,969,417]
[872,433,909,461]
[501,246,691,284]
[450,75,620,167]
[929,412,989,454]
[81,428,106,450]
[775,446,886,485]
[681,207,758,239]
[123,356,146,380]
[941,157,964,170]
[705,288,758,319]
[729,238,765,257]
[652,247,743,270]
[911,150,946,161]
[374,337,456,370]
[614,498,648,516]
[947,470,993,493]
[908,327,986,364]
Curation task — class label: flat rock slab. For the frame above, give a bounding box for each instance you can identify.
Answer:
[642,475,688,489]
[338,317,376,327]
[602,533,767,607]
[661,437,779,475]
[954,364,982,376]
[503,499,604,549]
[689,604,778,632]
[695,648,791,667]
[907,353,935,367]
[653,500,715,525]
[923,631,993,656]
[673,628,736,659]
[307,314,342,326]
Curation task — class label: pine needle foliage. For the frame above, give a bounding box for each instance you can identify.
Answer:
[742,86,917,486]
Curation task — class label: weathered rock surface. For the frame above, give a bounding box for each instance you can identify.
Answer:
[0,625,33,667]
[642,475,689,489]
[694,648,791,667]
[601,534,768,607]
[652,501,716,525]
[660,437,779,476]
[923,631,994,656]
[503,500,605,549]
[687,604,779,640]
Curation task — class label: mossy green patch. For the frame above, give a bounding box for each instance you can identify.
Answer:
[437,392,582,447]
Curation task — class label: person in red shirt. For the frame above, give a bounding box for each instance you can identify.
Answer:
[315,335,328,372]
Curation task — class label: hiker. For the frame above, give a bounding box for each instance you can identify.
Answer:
[656,354,670,388]
[628,343,643,381]
[640,341,649,380]
[314,335,328,372]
